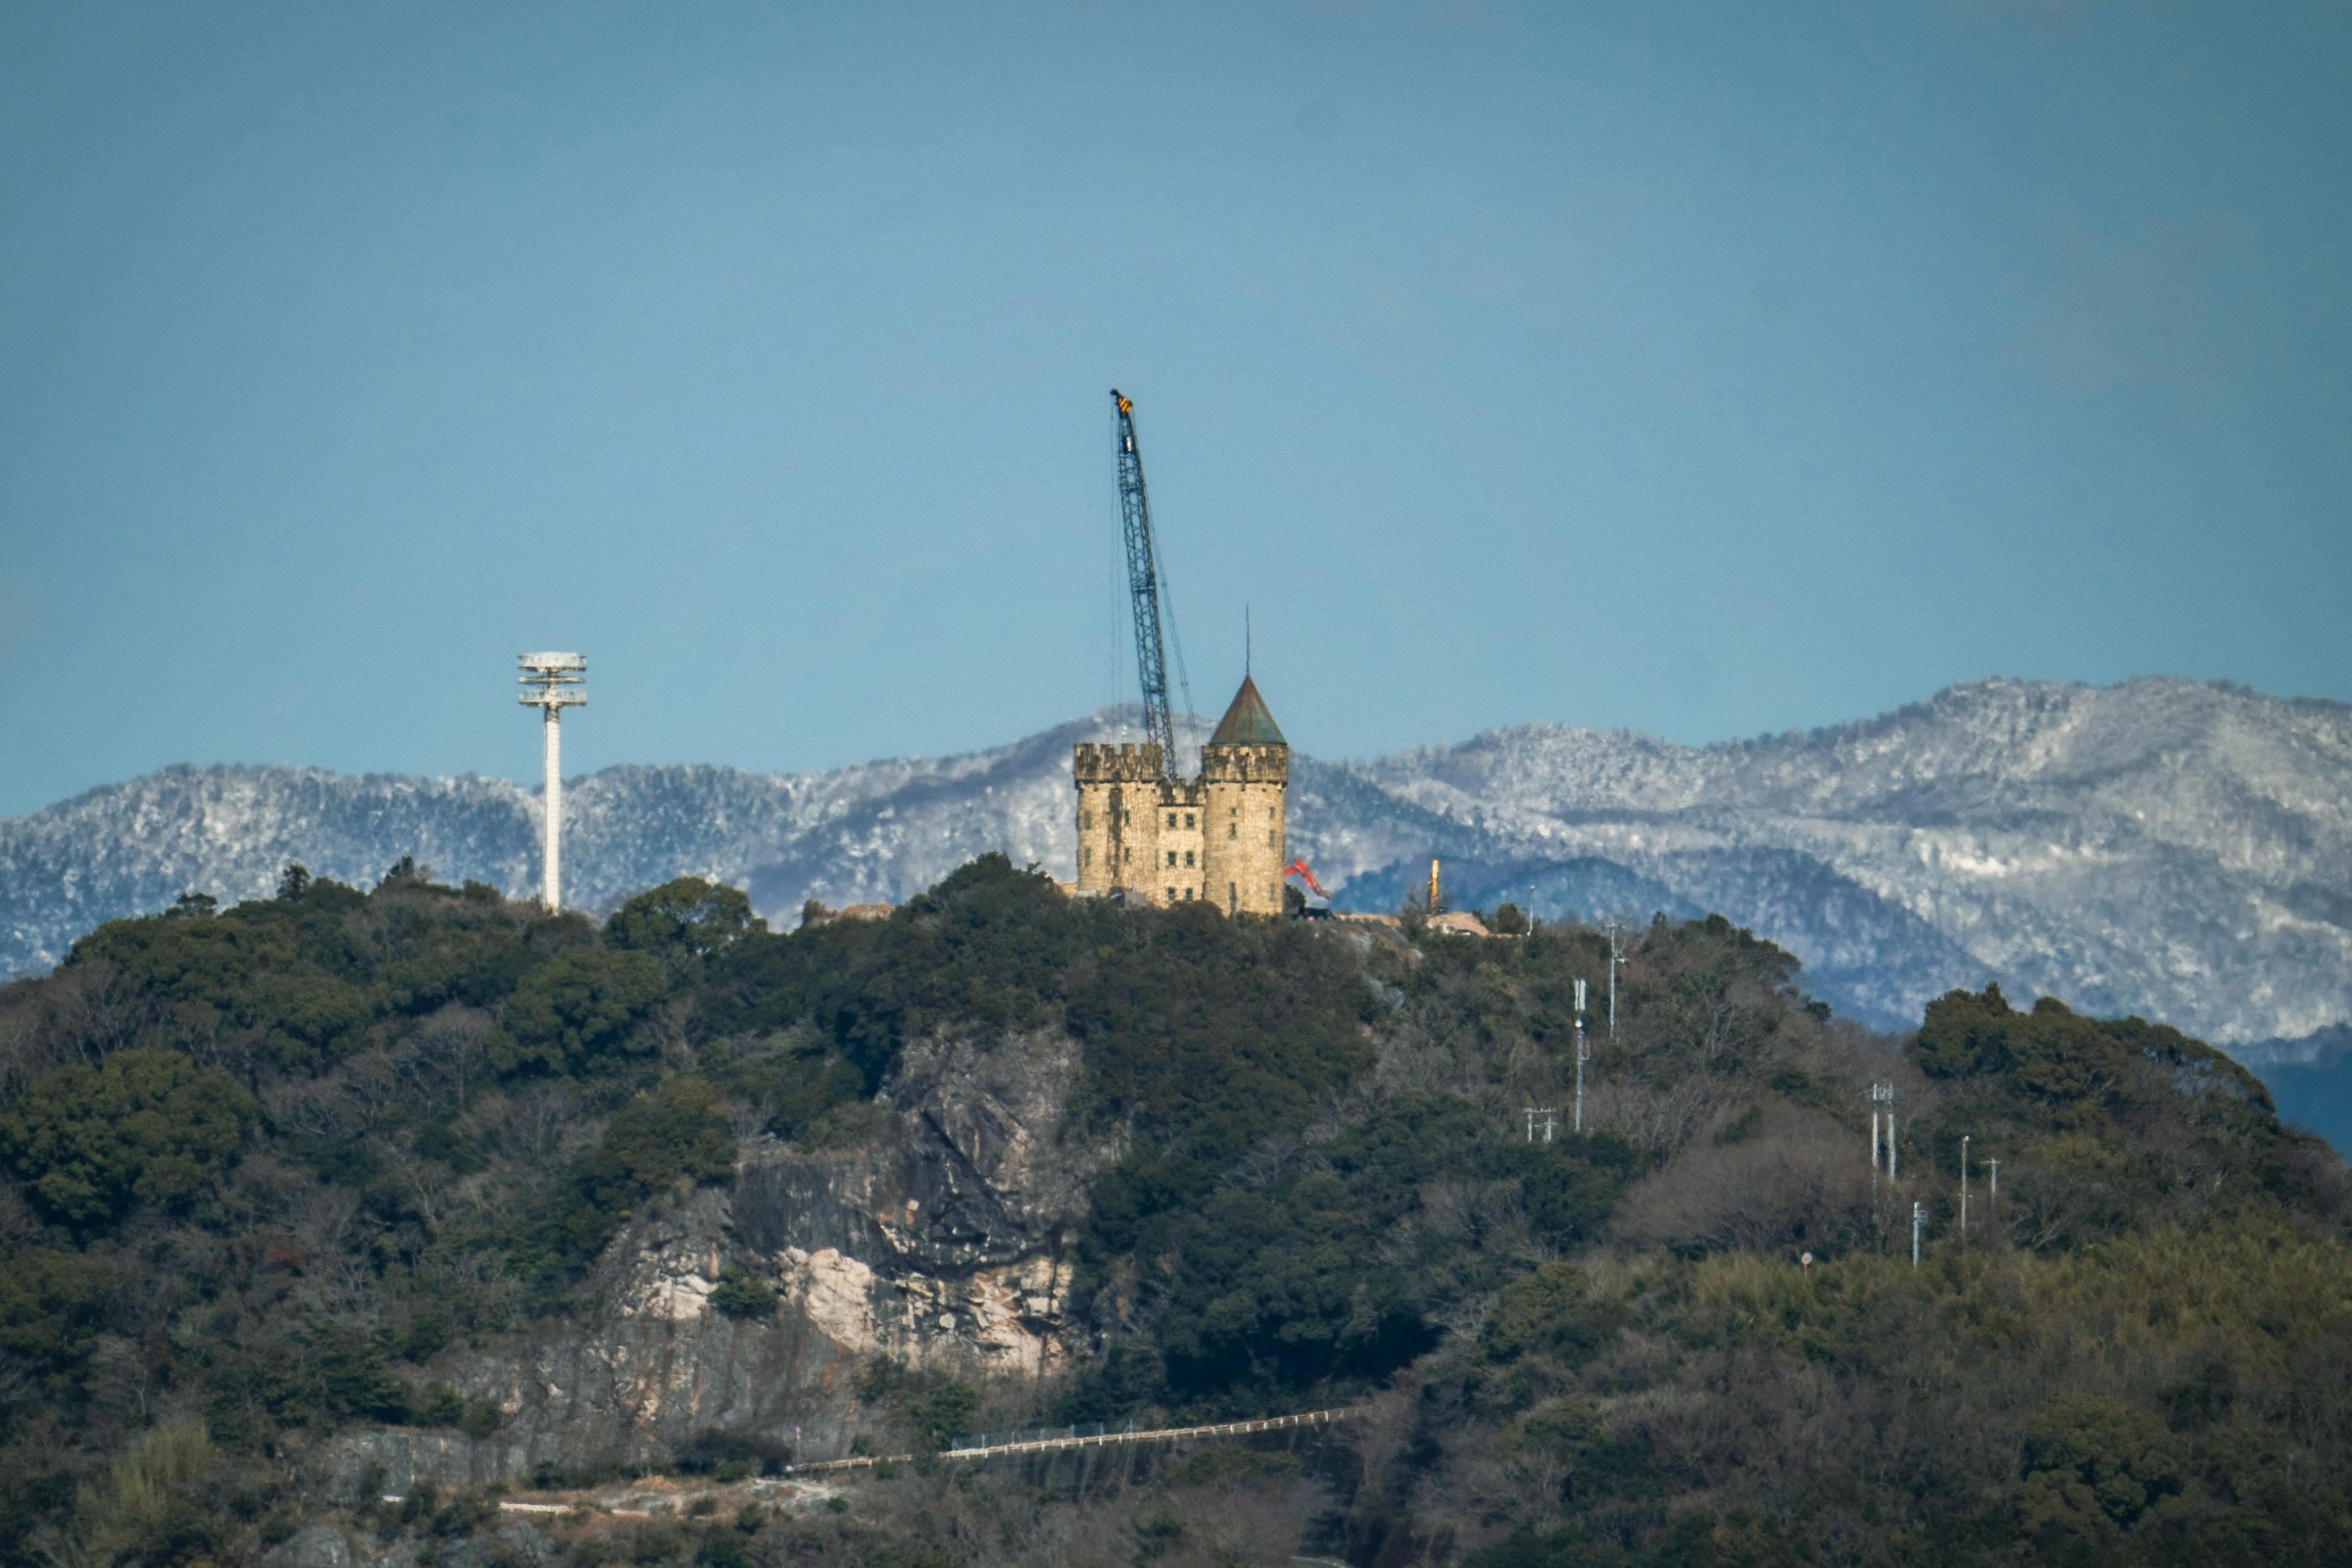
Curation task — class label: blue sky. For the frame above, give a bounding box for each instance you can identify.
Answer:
[2,2,2346,816]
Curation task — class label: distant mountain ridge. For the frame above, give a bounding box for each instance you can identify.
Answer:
[2,677,2345,1052]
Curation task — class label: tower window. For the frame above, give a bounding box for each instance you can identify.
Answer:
[1227,822,1236,839]
[1166,887,1177,902]
[1183,850,1194,867]
[1268,829,1277,846]
[1166,851,1177,868]
[1081,810,1092,830]
[1166,812,1177,828]
[1082,848,1091,866]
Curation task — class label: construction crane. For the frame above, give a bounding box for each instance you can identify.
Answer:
[1110,390,1185,776]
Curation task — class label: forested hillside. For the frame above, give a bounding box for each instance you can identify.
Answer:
[0,858,2344,1567]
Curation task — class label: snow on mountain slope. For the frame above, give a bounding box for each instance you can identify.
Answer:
[0,679,2342,1049]
[1341,678,2352,1044]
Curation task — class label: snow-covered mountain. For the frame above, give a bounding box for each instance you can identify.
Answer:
[2,677,2344,1050]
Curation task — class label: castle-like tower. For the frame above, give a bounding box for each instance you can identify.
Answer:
[1074,676,1289,914]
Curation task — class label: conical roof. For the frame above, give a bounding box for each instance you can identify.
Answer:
[1207,675,1287,747]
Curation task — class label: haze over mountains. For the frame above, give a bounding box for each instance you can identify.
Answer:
[3,676,2345,1055]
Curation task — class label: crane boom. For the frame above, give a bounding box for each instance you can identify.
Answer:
[1111,390,1178,774]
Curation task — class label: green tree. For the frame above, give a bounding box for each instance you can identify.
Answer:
[508,1076,737,1295]
[2018,1393,2187,1535]
[0,1048,257,1231]
[606,878,764,970]
[0,1248,111,1387]
[1479,1263,1625,1368]
[62,1424,221,1568]
[492,946,668,1076]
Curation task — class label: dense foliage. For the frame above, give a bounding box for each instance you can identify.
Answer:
[0,854,2342,1568]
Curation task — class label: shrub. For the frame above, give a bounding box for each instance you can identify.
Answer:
[708,1267,779,1320]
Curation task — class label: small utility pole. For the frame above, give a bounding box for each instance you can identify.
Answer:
[1573,978,1589,1134]
[1960,1135,1971,1249]
[1607,922,1624,1039]
[1870,1082,1898,1182]
[1912,1202,1923,1268]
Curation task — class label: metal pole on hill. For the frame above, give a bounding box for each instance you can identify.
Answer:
[1608,922,1624,1039]
[1961,1135,1971,1250]
[1573,978,1588,1134]
[1912,1202,1923,1268]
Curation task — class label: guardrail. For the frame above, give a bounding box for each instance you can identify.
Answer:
[782,1405,1360,1476]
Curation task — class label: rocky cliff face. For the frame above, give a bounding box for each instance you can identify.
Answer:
[325,1031,1101,1496]
[6,677,2346,1047]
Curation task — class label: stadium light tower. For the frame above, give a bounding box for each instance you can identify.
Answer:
[518,653,586,910]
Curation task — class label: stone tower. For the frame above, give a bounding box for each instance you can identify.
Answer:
[1200,676,1289,915]
[1072,741,1161,900]
[1072,676,1287,914]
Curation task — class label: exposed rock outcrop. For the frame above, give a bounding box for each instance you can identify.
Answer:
[323,1030,1102,1496]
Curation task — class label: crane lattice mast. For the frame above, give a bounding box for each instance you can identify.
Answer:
[1111,390,1178,777]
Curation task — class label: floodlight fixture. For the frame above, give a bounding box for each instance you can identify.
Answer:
[518,652,587,911]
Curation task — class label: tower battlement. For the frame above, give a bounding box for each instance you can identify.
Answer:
[1073,742,1166,784]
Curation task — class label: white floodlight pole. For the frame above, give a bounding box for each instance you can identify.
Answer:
[1912,1201,1923,1268]
[518,653,587,911]
[1988,1157,1999,1204]
[1888,1090,1898,1183]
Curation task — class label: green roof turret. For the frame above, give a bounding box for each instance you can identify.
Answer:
[1207,676,1286,748]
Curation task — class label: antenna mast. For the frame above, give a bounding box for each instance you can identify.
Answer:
[1111,390,1178,776]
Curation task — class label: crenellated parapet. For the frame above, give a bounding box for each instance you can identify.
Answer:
[1072,742,1165,784]
[1199,742,1289,785]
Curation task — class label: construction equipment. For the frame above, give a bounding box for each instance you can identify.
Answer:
[1281,858,1332,902]
[1110,390,1187,777]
